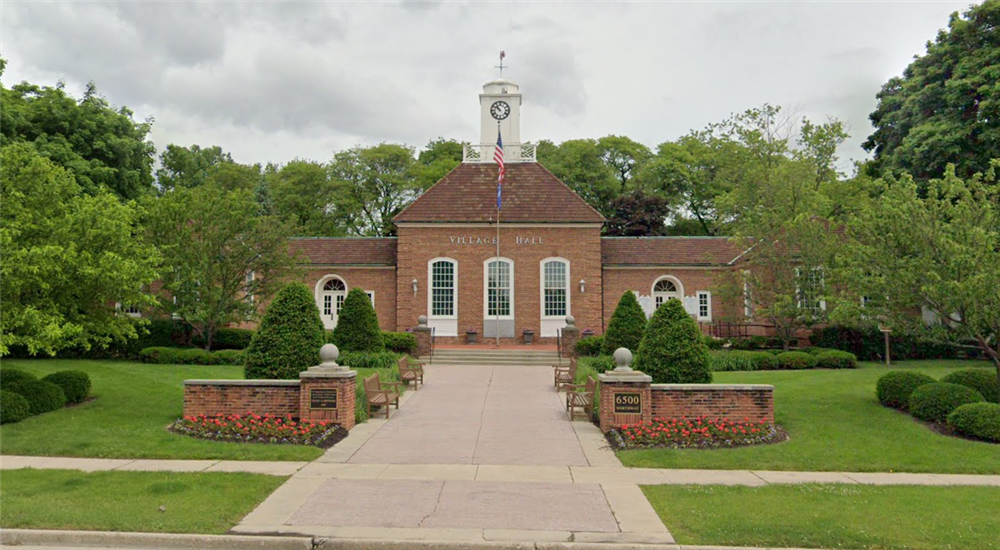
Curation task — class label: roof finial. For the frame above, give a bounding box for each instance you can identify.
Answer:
[494,50,507,77]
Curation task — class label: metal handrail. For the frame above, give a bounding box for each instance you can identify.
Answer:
[556,328,562,364]
[429,326,436,364]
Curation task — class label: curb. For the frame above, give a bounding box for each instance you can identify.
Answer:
[0,529,312,550]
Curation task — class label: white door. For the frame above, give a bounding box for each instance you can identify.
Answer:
[318,278,347,330]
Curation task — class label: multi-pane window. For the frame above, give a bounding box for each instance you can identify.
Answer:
[365,291,375,308]
[320,278,347,324]
[653,278,679,309]
[486,260,512,317]
[245,271,255,303]
[431,260,456,317]
[796,267,825,313]
[543,260,567,317]
[697,291,711,320]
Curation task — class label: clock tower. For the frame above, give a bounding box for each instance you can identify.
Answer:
[479,78,522,149]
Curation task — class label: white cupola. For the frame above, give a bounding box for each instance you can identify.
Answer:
[479,78,522,146]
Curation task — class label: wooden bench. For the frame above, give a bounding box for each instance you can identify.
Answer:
[552,356,577,391]
[398,355,424,389]
[363,373,401,420]
[565,376,596,421]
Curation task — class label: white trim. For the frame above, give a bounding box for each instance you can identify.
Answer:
[651,275,684,310]
[315,274,348,330]
[697,291,712,322]
[483,257,514,320]
[540,257,570,337]
[365,291,375,309]
[427,258,458,336]
[795,267,827,312]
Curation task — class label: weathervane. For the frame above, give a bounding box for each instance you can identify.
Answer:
[494,50,507,77]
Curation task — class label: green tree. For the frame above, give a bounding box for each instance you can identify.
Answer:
[243,283,325,379]
[835,163,1000,381]
[332,288,386,353]
[863,0,1000,182]
[604,191,671,236]
[0,144,160,356]
[155,145,235,192]
[328,143,423,236]
[597,135,652,193]
[266,159,344,237]
[537,138,619,217]
[415,137,466,188]
[601,292,648,355]
[144,183,297,350]
[633,298,712,384]
[0,70,155,200]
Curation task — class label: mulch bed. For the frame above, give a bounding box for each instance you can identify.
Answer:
[167,416,349,449]
[606,423,789,451]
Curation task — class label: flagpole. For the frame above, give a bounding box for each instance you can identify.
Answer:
[495,123,501,349]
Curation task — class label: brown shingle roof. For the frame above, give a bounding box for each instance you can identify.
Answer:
[394,163,605,224]
[290,237,397,266]
[601,237,746,267]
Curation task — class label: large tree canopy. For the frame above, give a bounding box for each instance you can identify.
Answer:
[0,144,160,355]
[328,143,425,236]
[0,66,155,200]
[863,0,1000,182]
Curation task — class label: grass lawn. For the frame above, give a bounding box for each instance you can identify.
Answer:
[643,484,1000,550]
[618,360,1000,474]
[0,469,285,534]
[0,359,324,461]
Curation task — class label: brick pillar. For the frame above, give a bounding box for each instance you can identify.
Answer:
[561,316,580,359]
[596,348,653,433]
[299,344,357,430]
[414,315,432,358]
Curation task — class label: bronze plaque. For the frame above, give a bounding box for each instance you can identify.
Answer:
[309,388,338,410]
[613,392,642,414]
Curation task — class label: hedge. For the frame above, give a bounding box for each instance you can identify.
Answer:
[382,332,417,355]
[940,369,999,404]
[775,351,818,370]
[139,347,245,366]
[331,288,385,353]
[6,380,66,415]
[338,351,400,370]
[730,336,787,350]
[909,382,985,423]
[244,282,325,379]
[176,348,215,365]
[811,325,964,361]
[193,328,255,351]
[213,349,244,365]
[1,390,32,424]
[602,292,647,355]
[576,336,604,357]
[947,403,1000,443]
[41,371,91,404]
[634,298,711,384]
[876,371,937,410]
[139,347,182,364]
[1,368,38,387]
[710,350,778,371]
[815,350,857,369]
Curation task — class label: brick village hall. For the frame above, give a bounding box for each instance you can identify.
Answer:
[290,76,745,345]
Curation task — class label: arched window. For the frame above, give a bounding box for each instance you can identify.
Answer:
[484,258,513,319]
[652,276,682,309]
[428,258,458,336]
[316,276,347,330]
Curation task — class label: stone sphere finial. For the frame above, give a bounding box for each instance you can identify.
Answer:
[565,315,576,326]
[320,343,339,366]
[613,347,633,372]
[417,315,428,326]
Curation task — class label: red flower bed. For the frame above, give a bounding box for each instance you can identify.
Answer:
[170,413,347,448]
[608,416,783,449]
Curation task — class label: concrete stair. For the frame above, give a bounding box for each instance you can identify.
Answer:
[419,348,567,366]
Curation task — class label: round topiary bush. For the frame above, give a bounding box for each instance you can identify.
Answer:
[138,347,181,364]
[244,282,326,379]
[575,336,604,357]
[941,369,999,404]
[6,380,67,415]
[909,382,985,423]
[1,390,33,424]
[601,292,647,356]
[947,402,1000,443]
[776,351,818,370]
[815,350,858,369]
[41,371,91,404]
[332,288,386,353]
[876,371,937,410]
[0,368,38,387]
[633,299,711,384]
[382,332,417,355]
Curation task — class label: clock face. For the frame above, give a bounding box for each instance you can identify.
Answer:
[490,101,511,120]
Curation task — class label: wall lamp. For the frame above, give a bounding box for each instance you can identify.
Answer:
[579,279,586,293]
[412,279,419,295]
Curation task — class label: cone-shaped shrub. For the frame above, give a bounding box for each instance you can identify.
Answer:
[634,298,712,384]
[601,291,647,356]
[244,282,325,379]
[332,288,385,353]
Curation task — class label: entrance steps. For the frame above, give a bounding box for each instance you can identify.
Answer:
[419,348,565,366]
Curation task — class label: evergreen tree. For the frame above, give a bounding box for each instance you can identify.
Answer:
[634,299,712,384]
[601,291,648,355]
[332,288,385,353]
[243,283,325,379]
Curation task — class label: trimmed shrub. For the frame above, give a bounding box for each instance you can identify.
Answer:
[176,348,216,365]
[947,402,1000,443]
[41,371,91,404]
[382,332,417,355]
[1,390,33,424]
[702,336,724,350]
[634,299,712,384]
[338,351,400,370]
[139,347,184,364]
[586,355,616,373]
[876,371,937,410]
[244,282,326,379]
[210,328,254,351]
[731,336,786,351]
[941,369,999,404]
[710,350,778,371]
[0,368,38,387]
[812,325,963,361]
[576,336,604,357]
[815,350,858,369]
[213,349,244,365]
[775,351,817,370]
[803,347,835,356]
[332,288,385,353]
[6,380,66,415]
[602,292,647,355]
[909,382,985,423]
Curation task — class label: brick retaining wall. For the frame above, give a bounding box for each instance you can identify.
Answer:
[183,380,301,418]
[650,384,773,422]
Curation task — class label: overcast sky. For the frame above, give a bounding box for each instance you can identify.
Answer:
[1,1,976,169]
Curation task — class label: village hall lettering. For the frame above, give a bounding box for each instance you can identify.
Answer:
[449,235,544,245]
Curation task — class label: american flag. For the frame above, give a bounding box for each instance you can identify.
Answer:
[494,129,505,209]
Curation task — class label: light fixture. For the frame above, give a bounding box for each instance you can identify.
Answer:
[412,279,418,294]
[579,279,586,293]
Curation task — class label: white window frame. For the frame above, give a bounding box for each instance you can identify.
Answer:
[428,258,458,336]
[245,271,256,304]
[115,302,142,319]
[743,276,753,319]
[315,275,348,330]
[365,291,375,309]
[540,257,570,337]
[483,257,514,320]
[697,291,712,322]
[795,267,826,313]
[651,275,684,310]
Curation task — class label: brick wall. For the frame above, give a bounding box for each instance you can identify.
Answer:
[602,267,739,332]
[395,224,603,344]
[649,384,773,422]
[303,267,397,332]
[183,380,300,418]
